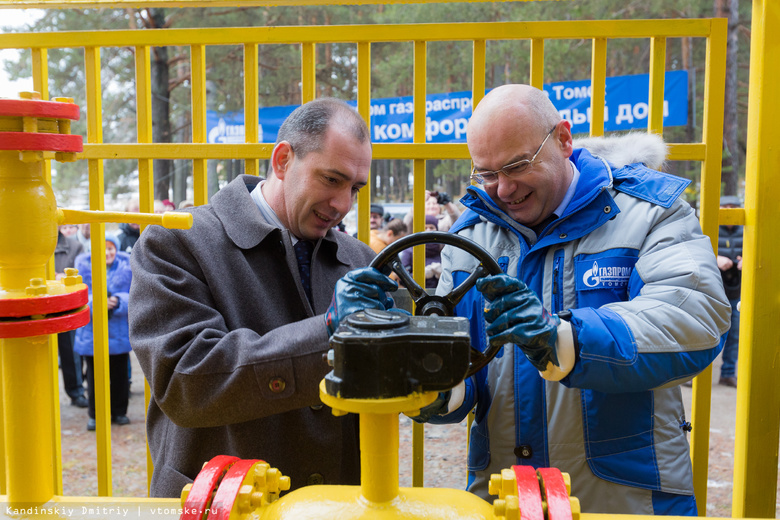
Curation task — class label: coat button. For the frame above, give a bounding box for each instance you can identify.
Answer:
[306,473,325,485]
[604,206,612,214]
[559,233,568,239]
[514,445,533,458]
[268,377,286,393]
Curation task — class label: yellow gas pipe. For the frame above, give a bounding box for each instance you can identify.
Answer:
[0,93,191,508]
[0,146,59,505]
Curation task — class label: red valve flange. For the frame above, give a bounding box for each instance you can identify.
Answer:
[210,459,260,520]
[0,306,90,339]
[181,455,240,520]
[538,467,573,520]
[0,286,88,318]
[513,465,545,520]
[0,98,80,120]
[0,97,83,153]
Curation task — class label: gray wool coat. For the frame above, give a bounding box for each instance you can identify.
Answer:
[129,175,376,497]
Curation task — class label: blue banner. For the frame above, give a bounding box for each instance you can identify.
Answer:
[206,70,687,144]
[544,70,688,135]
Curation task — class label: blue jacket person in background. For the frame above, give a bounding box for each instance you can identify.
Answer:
[413,85,730,515]
[74,234,133,430]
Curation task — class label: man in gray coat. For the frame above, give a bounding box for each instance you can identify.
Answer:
[129,98,384,497]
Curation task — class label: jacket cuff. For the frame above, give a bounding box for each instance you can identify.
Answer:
[446,381,466,414]
[539,320,575,381]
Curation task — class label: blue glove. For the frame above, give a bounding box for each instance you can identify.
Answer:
[325,267,399,335]
[407,390,451,424]
[476,274,561,372]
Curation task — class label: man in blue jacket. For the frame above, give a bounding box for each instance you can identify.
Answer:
[420,85,730,515]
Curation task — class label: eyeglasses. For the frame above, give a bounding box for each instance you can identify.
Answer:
[469,125,557,186]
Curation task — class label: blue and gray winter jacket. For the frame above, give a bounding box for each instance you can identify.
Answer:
[74,238,133,357]
[434,145,730,515]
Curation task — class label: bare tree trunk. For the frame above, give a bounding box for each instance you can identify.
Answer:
[716,0,740,196]
[150,8,173,201]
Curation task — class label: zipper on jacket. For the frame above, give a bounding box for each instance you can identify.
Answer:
[552,249,565,314]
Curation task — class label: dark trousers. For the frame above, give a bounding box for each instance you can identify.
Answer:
[721,297,741,378]
[58,330,84,401]
[84,353,130,420]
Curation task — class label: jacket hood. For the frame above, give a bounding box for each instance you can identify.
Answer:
[572,132,667,170]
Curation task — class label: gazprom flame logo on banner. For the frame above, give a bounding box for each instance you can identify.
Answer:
[581,260,633,289]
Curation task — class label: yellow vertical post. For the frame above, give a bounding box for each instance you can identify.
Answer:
[690,19,727,513]
[472,39,486,108]
[732,2,780,516]
[589,38,606,137]
[529,38,544,89]
[301,43,316,104]
[647,37,666,135]
[411,39,427,489]
[85,45,113,497]
[135,43,155,492]
[136,45,154,215]
[191,44,208,206]
[356,42,371,246]
[244,43,260,177]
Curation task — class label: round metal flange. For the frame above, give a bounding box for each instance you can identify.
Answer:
[0,131,83,153]
[0,306,90,339]
[0,98,80,120]
[180,455,240,520]
[512,465,545,520]
[537,467,573,520]
[0,285,88,318]
[209,459,261,520]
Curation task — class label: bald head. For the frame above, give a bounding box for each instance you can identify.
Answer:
[468,85,561,146]
[466,84,574,229]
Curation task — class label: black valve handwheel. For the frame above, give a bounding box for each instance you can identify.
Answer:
[369,231,503,377]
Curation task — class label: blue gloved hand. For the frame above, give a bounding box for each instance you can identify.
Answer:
[325,267,399,336]
[407,390,451,424]
[476,274,561,373]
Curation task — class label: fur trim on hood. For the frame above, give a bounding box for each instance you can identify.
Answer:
[572,132,667,171]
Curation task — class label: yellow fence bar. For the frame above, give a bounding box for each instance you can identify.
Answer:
[733,1,780,516]
[472,39,486,109]
[136,45,155,215]
[84,45,114,497]
[529,38,544,88]
[0,0,551,9]
[589,38,606,137]
[355,42,370,245]
[411,38,427,489]
[135,44,157,492]
[0,20,717,50]
[647,37,666,135]
[244,43,260,177]
[74,142,708,162]
[301,42,315,104]
[192,44,208,205]
[355,41,371,246]
[689,18,727,512]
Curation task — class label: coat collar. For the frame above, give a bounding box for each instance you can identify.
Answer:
[211,174,352,266]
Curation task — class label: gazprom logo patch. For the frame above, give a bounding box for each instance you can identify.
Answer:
[576,256,636,291]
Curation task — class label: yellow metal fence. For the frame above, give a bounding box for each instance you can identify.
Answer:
[3,15,774,517]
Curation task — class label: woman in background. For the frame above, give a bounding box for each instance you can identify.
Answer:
[74,235,133,431]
